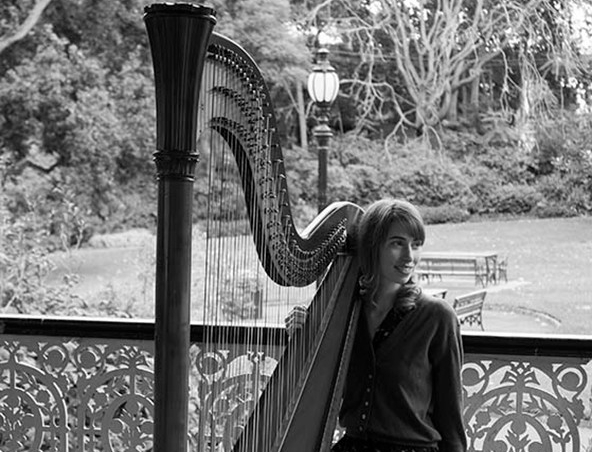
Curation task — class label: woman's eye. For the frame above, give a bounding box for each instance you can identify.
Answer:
[388,238,421,249]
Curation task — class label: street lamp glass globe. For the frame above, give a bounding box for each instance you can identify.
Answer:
[307,70,340,105]
[307,48,340,105]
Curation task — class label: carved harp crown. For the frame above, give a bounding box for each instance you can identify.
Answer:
[145,4,363,452]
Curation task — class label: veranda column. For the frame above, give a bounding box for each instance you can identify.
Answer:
[143,4,216,452]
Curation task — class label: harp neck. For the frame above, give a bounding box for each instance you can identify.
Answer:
[202,34,362,286]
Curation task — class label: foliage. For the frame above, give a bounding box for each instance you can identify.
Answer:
[485,184,543,215]
[1,0,592,320]
[385,147,476,209]
[45,0,148,73]
[211,0,310,84]
[530,113,592,214]
[306,133,477,210]
[286,109,592,223]
[88,246,156,319]
[0,20,156,235]
[326,134,390,206]
[419,205,470,224]
[209,0,311,141]
[306,0,588,144]
[0,162,86,314]
[0,0,53,58]
[219,269,263,320]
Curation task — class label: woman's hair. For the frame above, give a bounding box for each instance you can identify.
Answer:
[356,199,425,304]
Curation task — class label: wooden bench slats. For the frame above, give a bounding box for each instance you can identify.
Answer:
[416,257,487,286]
[452,289,487,330]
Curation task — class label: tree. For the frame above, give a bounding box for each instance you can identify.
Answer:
[0,0,161,231]
[0,0,53,55]
[306,0,587,146]
[0,23,157,232]
[209,0,313,145]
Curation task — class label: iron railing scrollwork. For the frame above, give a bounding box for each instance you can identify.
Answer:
[0,317,591,452]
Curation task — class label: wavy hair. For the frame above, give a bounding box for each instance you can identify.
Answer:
[356,199,425,305]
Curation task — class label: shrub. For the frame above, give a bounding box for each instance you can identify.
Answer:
[532,203,575,219]
[325,134,393,206]
[467,176,543,216]
[395,164,473,208]
[475,145,537,185]
[0,159,87,314]
[419,205,470,224]
[0,197,84,314]
[384,145,476,210]
[489,184,542,215]
[464,170,498,214]
[101,184,157,233]
[342,164,386,203]
[219,269,263,320]
[536,169,592,217]
[291,201,317,232]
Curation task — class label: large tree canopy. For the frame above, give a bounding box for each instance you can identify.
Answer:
[1,0,591,240]
[209,0,312,143]
[0,0,316,232]
[305,0,588,144]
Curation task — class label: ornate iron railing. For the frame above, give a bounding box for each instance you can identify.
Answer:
[1,315,591,452]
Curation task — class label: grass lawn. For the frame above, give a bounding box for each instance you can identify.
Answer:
[48,216,592,335]
[423,216,592,335]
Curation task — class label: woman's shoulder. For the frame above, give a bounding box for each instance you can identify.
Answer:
[416,290,457,321]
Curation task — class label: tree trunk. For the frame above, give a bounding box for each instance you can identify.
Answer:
[469,76,483,132]
[297,80,308,151]
[470,76,480,109]
[448,90,458,122]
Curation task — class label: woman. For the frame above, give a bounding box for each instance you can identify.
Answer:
[334,199,466,452]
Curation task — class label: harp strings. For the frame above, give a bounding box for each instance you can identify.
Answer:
[196,47,320,452]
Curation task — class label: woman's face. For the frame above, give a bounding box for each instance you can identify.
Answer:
[377,221,423,288]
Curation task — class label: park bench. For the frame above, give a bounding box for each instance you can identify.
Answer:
[452,289,487,330]
[416,257,488,287]
[495,255,509,283]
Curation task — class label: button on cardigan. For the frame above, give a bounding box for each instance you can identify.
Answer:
[338,292,467,452]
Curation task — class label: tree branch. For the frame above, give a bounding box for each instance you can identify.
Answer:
[0,0,53,55]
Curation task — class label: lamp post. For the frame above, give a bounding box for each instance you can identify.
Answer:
[307,48,339,213]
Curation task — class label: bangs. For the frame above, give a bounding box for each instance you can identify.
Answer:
[391,215,425,244]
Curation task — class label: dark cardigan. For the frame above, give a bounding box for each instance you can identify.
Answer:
[338,292,467,452]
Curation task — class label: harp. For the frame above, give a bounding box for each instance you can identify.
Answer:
[144,4,363,452]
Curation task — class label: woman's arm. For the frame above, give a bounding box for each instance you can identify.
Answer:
[432,316,467,452]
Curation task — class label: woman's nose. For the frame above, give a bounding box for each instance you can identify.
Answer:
[401,243,413,259]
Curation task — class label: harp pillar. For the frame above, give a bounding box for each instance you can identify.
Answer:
[144,4,216,452]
